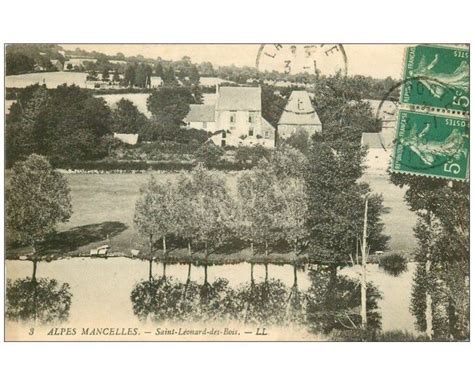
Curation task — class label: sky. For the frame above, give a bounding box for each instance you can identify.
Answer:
[62,44,408,79]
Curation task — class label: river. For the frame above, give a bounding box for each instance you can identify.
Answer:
[5,257,417,340]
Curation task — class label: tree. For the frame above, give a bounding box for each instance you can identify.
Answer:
[306,74,388,269]
[391,174,469,340]
[134,176,178,279]
[274,176,309,258]
[6,155,72,280]
[261,85,288,128]
[237,166,279,256]
[186,165,235,257]
[112,69,121,82]
[147,86,194,130]
[155,62,165,79]
[111,98,147,134]
[6,52,36,75]
[173,174,200,256]
[102,67,110,81]
[123,64,136,87]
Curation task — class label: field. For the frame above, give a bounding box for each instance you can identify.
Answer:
[6,71,90,89]
[6,170,418,260]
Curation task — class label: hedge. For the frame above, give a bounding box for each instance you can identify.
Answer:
[55,160,255,172]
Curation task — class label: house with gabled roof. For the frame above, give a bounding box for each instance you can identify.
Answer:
[277,90,322,141]
[184,86,276,148]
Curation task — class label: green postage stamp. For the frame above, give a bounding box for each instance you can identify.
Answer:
[400,44,470,113]
[392,110,469,180]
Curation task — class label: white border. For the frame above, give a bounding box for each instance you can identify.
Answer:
[1,1,473,390]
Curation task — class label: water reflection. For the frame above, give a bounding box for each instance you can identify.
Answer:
[6,277,72,324]
[306,266,382,333]
[130,263,382,333]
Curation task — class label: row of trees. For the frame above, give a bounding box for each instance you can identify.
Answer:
[134,146,387,274]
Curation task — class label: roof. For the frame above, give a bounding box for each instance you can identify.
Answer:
[216,87,261,111]
[361,133,384,149]
[278,91,321,126]
[185,104,216,122]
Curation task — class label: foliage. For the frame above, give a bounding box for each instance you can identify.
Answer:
[187,166,236,255]
[6,52,36,75]
[390,172,469,340]
[134,175,178,255]
[306,75,388,265]
[305,266,382,333]
[111,98,148,134]
[237,166,280,254]
[261,85,288,128]
[194,142,224,166]
[378,253,408,276]
[6,44,65,75]
[236,279,290,325]
[130,276,240,322]
[6,155,72,251]
[6,278,72,324]
[6,84,112,165]
[146,86,195,130]
[283,128,311,155]
[234,145,270,165]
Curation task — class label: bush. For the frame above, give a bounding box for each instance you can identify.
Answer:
[54,159,252,172]
[194,142,224,166]
[378,253,408,276]
[235,145,270,165]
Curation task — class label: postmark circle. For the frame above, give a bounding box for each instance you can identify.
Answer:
[255,44,348,117]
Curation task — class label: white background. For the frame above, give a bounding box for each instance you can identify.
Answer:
[1,1,473,389]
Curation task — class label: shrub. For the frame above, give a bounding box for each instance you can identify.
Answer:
[235,145,270,165]
[194,142,224,166]
[378,253,408,276]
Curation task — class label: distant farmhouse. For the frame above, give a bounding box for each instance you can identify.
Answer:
[150,76,163,88]
[277,90,322,141]
[185,86,276,148]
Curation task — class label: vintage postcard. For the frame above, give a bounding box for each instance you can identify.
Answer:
[4,43,470,341]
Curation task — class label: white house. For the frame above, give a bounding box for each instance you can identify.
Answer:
[184,86,276,148]
[150,76,163,88]
[277,90,322,141]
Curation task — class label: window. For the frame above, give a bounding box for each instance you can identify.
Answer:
[248,113,254,123]
[230,112,236,123]
[222,131,226,139]
[221,140,226,147]
[202,121,207,129]
[249,127,254,137]
[264,130,270,139]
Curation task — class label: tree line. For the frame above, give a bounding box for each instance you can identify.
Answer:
[134,145,387,273]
